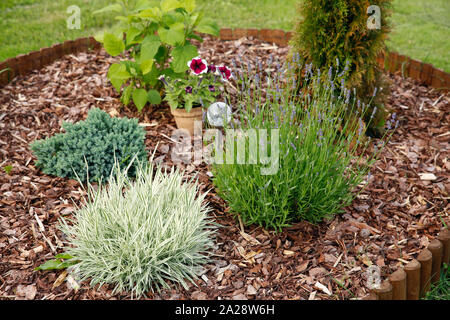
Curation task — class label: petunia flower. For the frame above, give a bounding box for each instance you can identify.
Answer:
[188,57,208,75]
[217,65,232,82]
[208,64,217,73]
[208,85,215,92]
[185,86,193,94]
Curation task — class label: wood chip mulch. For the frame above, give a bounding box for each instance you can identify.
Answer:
[0,36,449,300]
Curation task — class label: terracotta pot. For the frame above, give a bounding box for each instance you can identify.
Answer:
[170,106,203,136]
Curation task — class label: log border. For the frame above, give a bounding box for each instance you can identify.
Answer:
[0,37,101,87]
[0,29,449,91]
[368,225,450,300]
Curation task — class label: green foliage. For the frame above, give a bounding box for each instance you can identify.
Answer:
[3,165,13,175]
[211,60,393,230]
[0,0,36,9]
[1,1,448,73]
[59,160,217,297]
[35,253,79,271]
[424,265,450,300]
[30,108,147,182]
[95,0,219,111]
[162,59,228,112]
[290,0,393,134]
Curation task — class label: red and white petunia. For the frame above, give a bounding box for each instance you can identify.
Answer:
[217,65,232,82]
[188,57,208,75]
[208,64,217,73]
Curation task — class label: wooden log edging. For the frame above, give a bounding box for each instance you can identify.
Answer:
[219,28,449,92]
[371,226,450,300]
[0,28,449,92]
[0,37,101,87]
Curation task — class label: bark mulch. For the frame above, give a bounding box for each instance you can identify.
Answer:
[0,36,449,300]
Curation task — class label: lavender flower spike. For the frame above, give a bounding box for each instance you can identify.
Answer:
[370,107,378,119]
[158,75,169,87]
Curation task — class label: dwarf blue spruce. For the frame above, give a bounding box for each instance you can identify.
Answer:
[30,108,147,182]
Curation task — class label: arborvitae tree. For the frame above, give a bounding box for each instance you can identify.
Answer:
[290,0,392,136]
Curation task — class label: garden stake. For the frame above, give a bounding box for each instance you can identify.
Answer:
[404,259,421,300]
[389,269,406,300]
[437,229,450,266]
[373,280,392,300]
[428,239,443,284]
[417,248,432,298]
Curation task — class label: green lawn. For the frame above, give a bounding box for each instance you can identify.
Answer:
[424,265,450,300]
[0,0,449,71]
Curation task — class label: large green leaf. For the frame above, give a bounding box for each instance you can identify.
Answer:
[126,27,142,45]
[55,253,73,260]
[171,44,198,73]
[93,4,122,15]
[148,89,162,105]
[140,59,154,75]
[140,35,161,61]
[161,0,182,12]
[158,23,185,46]
[190,11,203,27]
[136,0,155,11]
[162,11,184,26]
[103,33,125,56]
[122,85,133,106]
[137,7,162,20]
[108,63,131,80]
[143,65,161,86]
[110,78,124,92]
[184,0,196,13]
[132,89,149,111]
[34,256,79,271]
[34,259,64,271]
[195,20,220,37]
[94,31,105,43]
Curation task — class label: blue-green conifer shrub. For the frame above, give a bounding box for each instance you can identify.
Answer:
[30,108,147,182]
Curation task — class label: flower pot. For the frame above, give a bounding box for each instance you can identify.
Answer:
[170,106,203,136]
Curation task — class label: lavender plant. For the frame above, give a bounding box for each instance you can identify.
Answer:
[211,58,395,230]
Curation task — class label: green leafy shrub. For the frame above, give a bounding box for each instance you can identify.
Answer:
[211,59,394,230]
[30,108,147,182]
[95,0,219,111]
[59,161,216,297]
[424,264,450,300]
[290,0,392,135]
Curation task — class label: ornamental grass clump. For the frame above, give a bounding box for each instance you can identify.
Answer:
[59,160,216,297]
[211,58,395,231]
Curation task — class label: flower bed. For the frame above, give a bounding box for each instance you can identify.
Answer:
[0,36,448,300]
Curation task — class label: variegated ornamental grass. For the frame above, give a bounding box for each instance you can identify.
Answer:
[59,160,217,297]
